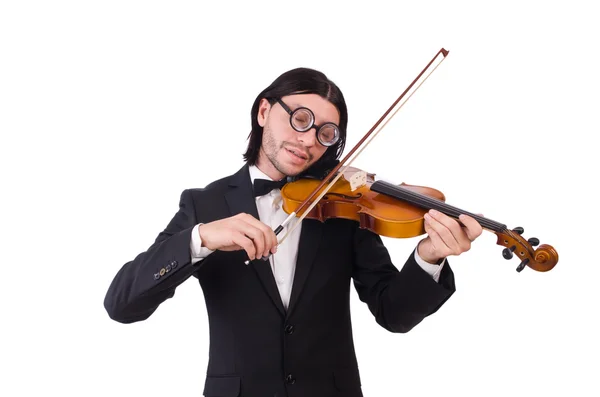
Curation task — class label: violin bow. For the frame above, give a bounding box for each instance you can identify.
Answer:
[277,48,450,244]
[253,48,558,274]
[245,48,449,265]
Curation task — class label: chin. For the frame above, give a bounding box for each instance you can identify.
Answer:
[279,162,310,177]
[282,166,305,177]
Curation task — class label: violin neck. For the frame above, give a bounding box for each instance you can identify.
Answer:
[370,180,506,232]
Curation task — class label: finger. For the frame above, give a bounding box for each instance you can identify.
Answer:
[247,228,267,259]
[424,217,457,259]
[425,211,461,253]
[242,213,278,256]
[429,210,475,252]
[234,218,267,257]
[240,214,275,257]
[429,210,465,238]
[231,232,256,260]
[456,212,483,226]
[458,214,484,242]
[254,218,278,257]
[423,218,446,256]
[423,214,454,257]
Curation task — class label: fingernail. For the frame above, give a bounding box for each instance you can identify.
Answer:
[424,213,430,220]
[430,209,439,216]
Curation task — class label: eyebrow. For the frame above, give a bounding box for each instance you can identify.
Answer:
[287,101,339,125]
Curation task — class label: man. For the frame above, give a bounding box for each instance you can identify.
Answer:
[104,67,482,397]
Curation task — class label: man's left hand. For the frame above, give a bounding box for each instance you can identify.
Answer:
[417,209,483,264]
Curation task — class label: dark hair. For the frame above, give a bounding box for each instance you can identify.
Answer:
[243,67,347,172]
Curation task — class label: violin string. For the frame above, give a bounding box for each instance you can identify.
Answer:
[374,181,501,230]
[388,184,506,231]
[396,187,500,230]
[278,55,449,245]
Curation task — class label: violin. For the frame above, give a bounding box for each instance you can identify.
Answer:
[280,166,558,273]
[251,48,559,273]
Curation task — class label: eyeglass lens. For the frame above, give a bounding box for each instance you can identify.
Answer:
[290,108,338,145]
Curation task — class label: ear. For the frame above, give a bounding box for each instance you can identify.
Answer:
[257,98,271,127]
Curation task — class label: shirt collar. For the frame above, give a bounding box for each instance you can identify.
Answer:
[248,165,290,200]
[248,164,274,183]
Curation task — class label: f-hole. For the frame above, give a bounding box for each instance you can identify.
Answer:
[323,192,362,200]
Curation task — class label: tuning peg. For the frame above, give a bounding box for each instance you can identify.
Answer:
[527,237,540,246]
[516,258,530,272]
[512,226,524,235]
[502,245,516,260]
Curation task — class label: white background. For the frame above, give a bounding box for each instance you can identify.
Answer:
[1,1,599,396]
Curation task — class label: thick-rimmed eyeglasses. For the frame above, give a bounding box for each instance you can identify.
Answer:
[275,98,340,147]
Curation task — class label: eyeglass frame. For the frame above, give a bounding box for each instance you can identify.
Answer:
[274,98,340,147]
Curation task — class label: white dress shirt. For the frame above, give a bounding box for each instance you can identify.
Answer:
[190,165,445,309]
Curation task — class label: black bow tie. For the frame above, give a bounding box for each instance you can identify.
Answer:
[253,178,287,197]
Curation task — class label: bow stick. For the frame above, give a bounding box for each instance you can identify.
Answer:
[245,48,449,265]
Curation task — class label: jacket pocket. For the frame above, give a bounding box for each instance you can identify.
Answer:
[203,376,240,397]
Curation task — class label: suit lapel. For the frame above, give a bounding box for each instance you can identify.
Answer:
[286,218,323,318]
[224,165,260,220]
[224,164,286,316]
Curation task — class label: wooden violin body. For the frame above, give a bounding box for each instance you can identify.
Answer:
[269,48,558,273]
[281,167,559,273]
[281,167,444,239]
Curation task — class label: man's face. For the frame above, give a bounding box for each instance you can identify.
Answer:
[257,93,340,180]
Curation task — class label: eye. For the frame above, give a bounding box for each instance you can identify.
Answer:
[291,109,313,131]
[319,125,335,140]
[318,124,339,145]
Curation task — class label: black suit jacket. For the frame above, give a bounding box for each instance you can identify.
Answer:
[104,164,456,397]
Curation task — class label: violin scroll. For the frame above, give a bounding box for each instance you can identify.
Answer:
[495,227,558,272]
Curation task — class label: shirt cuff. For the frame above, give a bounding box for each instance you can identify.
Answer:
[190,223,215,265]
[414,248,445,283]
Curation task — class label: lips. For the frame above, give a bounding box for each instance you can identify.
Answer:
[286,148,308,160]
[284,147,309,166]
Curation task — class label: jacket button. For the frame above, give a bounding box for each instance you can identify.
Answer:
[284,324,294,334]
[285,374,295,384]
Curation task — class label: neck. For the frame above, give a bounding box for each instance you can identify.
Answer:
[255,152,285,181]
[370,180,507,232]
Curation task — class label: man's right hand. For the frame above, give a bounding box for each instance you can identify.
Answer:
[198,213,278,260]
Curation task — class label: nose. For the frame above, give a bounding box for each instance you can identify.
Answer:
[296,128,318,148]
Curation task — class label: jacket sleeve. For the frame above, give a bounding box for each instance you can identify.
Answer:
[103,189,204,323]
[351,227,456,333]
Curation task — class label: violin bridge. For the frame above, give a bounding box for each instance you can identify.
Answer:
[348,170,367,191]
